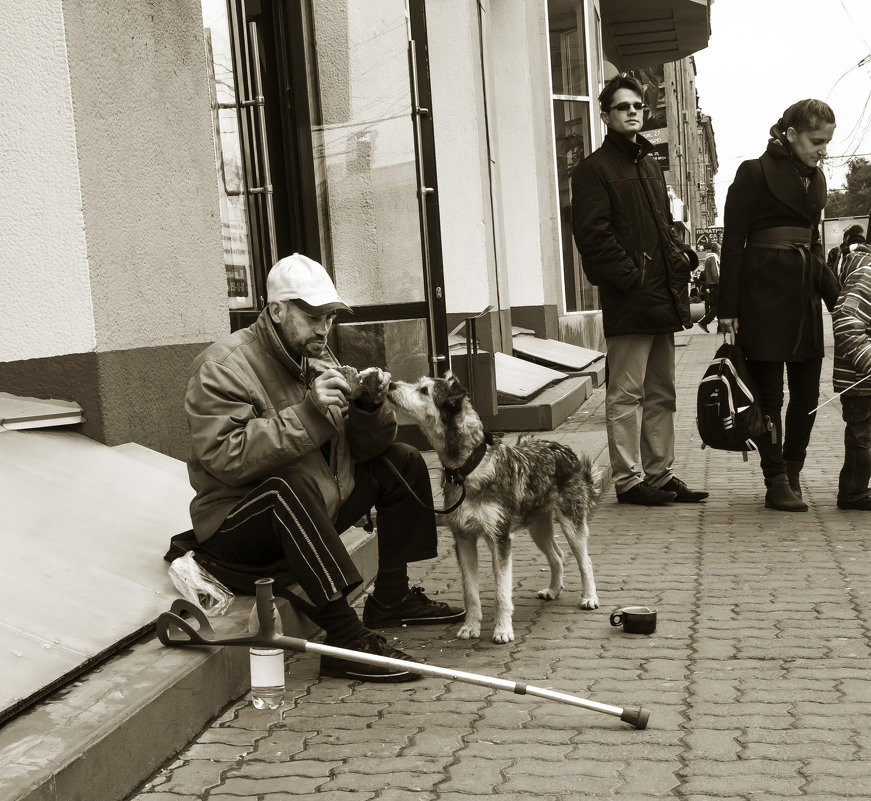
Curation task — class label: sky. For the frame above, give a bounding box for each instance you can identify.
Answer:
[693,0,871,226]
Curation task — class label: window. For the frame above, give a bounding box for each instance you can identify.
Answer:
[548,0,598,313]
[202,0,256,310]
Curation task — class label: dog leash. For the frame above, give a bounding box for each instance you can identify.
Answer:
[370,435,492,517]
[376,458,468,515]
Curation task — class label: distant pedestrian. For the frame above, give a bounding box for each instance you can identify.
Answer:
[696,242,720,332]
[831,241,871,510]
[836,224,866,281]
[718,99,840,512]
[571,74,708,507]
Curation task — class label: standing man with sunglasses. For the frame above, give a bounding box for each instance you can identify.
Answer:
[571,74,709,506]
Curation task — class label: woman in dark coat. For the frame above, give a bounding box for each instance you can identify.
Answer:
[719,99,838,511]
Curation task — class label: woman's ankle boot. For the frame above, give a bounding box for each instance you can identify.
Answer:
[765,473,808,512]
[785,460,803,500]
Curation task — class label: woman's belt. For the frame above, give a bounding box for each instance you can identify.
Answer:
[746,227,816,356]
[747,226,811,249]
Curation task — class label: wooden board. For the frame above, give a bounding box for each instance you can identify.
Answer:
[494,351,566,402]
[511,334,604,371]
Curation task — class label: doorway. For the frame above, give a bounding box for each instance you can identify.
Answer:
[201,0,448,374]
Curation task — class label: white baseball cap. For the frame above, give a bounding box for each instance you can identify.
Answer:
[266,253,351,314]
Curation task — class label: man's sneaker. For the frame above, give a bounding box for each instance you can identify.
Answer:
[616,481,677,506]
[320,631,421,683]
[363,586,465,628]
[660,476,709,503]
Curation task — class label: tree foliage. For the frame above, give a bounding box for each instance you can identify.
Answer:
[826,157,871,218]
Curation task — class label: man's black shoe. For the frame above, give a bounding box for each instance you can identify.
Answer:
[616,481,677,506]
[363,586,465,628]
[697,322,709,333]
[837,494,871,511]
[661,476,709,503]
[320,631,421,683]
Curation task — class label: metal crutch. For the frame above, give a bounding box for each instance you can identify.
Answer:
[157,578,651,729]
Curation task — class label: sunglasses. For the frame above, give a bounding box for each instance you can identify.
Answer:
[610,102,646,112]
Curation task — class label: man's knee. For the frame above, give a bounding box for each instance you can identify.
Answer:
[263,471,329,512]
[380,442,426,476]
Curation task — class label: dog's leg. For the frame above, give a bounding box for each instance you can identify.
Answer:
[454,532,482,639]
[556,512,599,609]
[487,531,515,644]
[528,513,564,600]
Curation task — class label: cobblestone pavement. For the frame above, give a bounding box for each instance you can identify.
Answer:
[128,325,871,801]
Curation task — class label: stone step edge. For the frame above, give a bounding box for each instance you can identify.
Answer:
[0,529,378,801]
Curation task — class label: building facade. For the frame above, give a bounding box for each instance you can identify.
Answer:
[0,0,712,459]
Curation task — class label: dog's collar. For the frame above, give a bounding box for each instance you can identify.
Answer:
[443,433,492,485]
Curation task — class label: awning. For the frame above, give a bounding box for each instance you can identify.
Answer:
[601,0,711,68]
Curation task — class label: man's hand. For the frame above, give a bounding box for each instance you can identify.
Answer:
[310,369,352,414]
[356,367,391,410]
[719,317,738,335]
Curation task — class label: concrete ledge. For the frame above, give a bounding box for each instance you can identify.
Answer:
[481,376,592,431]
[0,528,378,801]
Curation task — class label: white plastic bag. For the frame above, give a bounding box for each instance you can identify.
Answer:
[167,551,235,616]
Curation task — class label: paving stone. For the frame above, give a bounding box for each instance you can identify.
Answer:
[617,759,681,795]
[217,776,326,794]
[179,741,253,761]
[439,757,512,793]
[324,770,444,793]
[229,759,341,778]
[684,728,742,760]
[151,760,228,795]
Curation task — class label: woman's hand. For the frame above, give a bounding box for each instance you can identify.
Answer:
[718,318,739,335]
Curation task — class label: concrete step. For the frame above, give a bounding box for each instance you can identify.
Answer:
[0,527,378,801]
[480,375,593,431]
[511,335,606,387]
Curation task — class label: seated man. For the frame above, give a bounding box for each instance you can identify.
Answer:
[184,252,463,682]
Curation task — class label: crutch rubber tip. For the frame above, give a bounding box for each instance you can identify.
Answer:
[620,707,650,729]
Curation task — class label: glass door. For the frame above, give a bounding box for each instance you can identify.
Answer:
[200,0,448,372]
[300,0,448,375]
[202,0,322,328]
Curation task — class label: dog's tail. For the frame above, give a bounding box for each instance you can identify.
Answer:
[579,452,604,504]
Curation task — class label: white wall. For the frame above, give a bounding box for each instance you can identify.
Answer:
[0,0,96,362]
[62,0,228,352]
[486,1,547,308]
[0,0,229,364]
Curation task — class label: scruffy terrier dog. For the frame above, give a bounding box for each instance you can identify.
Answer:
[384,372,600,644]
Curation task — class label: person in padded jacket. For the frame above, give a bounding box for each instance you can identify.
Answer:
[571,74,707,507]
[832,241,871,511]
[185,253,463,683]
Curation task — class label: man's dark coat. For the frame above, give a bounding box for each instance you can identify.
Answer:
[571,130,694,338]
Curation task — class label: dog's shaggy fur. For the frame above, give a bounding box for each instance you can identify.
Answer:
[386,372,599,643]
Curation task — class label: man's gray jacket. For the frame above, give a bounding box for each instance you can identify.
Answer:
[185,309,396,543]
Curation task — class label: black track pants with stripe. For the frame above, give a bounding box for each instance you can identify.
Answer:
[201,443,438,612]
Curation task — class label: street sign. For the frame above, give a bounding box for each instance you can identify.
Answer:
[695,227,723,250]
